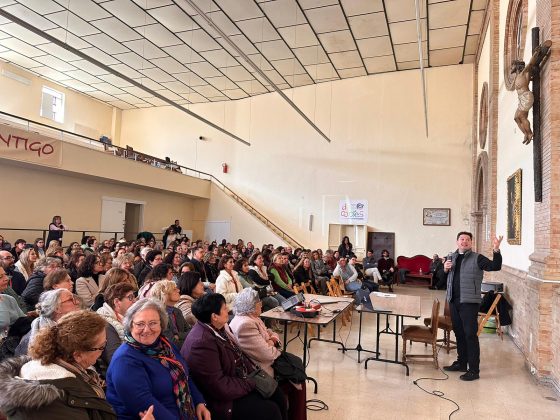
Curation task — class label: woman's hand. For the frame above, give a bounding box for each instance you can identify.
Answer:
[196,403,211,420]
[139,405,154,420]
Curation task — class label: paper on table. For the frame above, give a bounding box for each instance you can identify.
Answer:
[372,292,396,298]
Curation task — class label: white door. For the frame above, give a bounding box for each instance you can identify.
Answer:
[205,221,231,243]
[100,199,126,241]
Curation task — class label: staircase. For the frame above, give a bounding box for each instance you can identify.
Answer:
[211,179,304,249]
[0,110,304,249]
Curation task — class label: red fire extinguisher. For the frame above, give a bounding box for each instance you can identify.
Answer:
[222,163,228,173]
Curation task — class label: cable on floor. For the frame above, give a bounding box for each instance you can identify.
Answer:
[411,344,460,419]
[306,399,328,411]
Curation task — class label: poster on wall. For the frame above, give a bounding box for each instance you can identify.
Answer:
[0,125,62,167]
[339,199,368,224]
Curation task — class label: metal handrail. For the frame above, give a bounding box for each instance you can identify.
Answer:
[0,111,303,248]
[0,227,163,243]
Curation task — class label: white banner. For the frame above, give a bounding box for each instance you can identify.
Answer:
[0,125,62,167]
[339,199,368,224]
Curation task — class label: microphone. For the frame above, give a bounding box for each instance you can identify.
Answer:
[446,252,453,262]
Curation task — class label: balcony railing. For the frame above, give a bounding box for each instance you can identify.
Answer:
[0,111,303,249]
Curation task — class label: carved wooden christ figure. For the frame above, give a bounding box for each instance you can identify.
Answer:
[510,40,551,145]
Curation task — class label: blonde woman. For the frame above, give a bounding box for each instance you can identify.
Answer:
[149,280,190,348]
[14,248,38,282]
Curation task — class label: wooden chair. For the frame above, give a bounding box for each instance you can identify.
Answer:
[478,293,503,339]
[424,300,456,354]
[402,299,440,369]
[327,278,352,325]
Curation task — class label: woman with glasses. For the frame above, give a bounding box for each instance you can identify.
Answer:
[97,283,137,366]
[76,254,106,308]
[0,310,119,419]
[106,298,209,420]
[43,268,74,292]
[15,289,81,356]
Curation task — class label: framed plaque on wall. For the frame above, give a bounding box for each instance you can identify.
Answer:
[423,208,451,226]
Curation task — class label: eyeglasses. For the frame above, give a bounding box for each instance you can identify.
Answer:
[122,294,136,302]
[87,341,107,352]
[132,321,160,330]
[60,295,79,305]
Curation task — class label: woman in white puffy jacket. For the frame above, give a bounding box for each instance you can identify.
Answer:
[215,255,243,312]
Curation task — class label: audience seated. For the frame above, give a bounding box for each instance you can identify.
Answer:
[97,283,137,367]
[138,263,173,299]
[76,254,106,308]
[15,289,81,356]
[378,249,396,292]
[230,289,306,420]
[0,251,26,295]
[13,248,38,282]
[22,257,63,311]
[148,280,190,348]
[137,250,163,287]
[43,268,74,292]
[175,272,205,327]
[269,253,295,299]
[182,293,287,420]
[106,299,208,420]
[215,255,243,312]
[333,256,361,292]
[0,267,25,336]
[0,310,117,419]
[338,236,356,259]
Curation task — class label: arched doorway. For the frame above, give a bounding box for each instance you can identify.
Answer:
[473,152,489,252]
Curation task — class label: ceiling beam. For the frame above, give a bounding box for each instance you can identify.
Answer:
[0,8,251,146]
[179,0,332,143]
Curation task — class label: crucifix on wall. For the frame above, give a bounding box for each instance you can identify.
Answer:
[510,28,551,202]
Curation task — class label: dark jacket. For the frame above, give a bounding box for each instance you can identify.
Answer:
[362,256,378,271]
[191,258,207,282]
[337,244,355,259]
[181,321,255,420]
[163,306,191,349]
[21,272,46,311]
[6,268,26,296]
[137,264,152,287]
[106,340,204,420]
[0,356,116,420]
[293,265,315,285]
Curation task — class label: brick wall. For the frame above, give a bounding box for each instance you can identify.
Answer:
[473,0,560,391]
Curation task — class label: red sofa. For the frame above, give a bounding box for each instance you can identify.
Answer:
[396,255,433,286]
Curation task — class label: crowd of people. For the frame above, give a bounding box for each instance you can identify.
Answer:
[0,219,410,420]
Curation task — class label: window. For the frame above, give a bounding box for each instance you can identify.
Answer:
[40,86,65,123]
[503,0,527,91]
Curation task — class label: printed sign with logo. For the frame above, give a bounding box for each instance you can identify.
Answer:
[339,199,368,224]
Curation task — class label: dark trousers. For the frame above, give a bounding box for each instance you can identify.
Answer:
[361,279,379,292]
[449,301,480,373]
[232,388,287,420]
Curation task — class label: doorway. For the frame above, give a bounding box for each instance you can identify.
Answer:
[100,197,144,242]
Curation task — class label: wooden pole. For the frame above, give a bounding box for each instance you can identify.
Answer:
[531,27,543,202]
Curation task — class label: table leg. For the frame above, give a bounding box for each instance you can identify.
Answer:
[282,321,288,352]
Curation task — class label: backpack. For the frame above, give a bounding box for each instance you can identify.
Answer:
[272,351,307,383]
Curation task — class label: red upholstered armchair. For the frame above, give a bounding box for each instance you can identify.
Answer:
[396,255,433,286]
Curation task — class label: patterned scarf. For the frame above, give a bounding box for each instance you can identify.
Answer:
[56,359,106,399]
[124,333,196,420]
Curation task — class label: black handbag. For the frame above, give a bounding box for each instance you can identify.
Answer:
[272,351,307,383]
[248,366,278,398]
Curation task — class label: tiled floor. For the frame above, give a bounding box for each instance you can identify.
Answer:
[283,287,560,420]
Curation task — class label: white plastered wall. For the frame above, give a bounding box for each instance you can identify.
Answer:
[121,65,474,256]
[495,0,536,271]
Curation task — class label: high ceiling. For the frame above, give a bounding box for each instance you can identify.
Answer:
[0,0,488,110]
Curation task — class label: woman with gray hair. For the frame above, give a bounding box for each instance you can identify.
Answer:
[229,289,306,420]
[15,288,81,356]
[106,298,209,420]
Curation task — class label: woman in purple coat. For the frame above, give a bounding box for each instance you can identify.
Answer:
[181,293,287,420]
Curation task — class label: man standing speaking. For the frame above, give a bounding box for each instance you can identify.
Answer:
[443,232,503,381]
